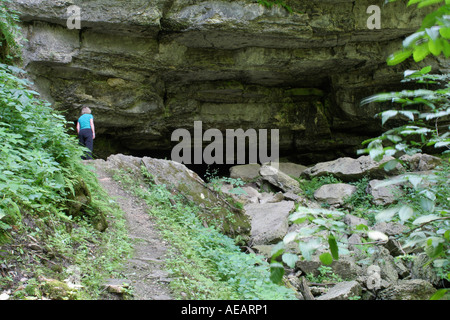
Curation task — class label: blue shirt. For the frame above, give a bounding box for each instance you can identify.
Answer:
[78,114,93,130]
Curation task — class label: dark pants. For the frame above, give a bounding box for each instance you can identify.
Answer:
[79,128,93,160]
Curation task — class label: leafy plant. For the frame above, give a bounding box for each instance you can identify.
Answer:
[205,166,247,195]
[358,0,450,298]
[385,0,450,65]
[0,61,132,299]
[372,164,449,271]
[305,265,343,284]
[0,0,23,63]
[0,63,90,232]
[360,67,450,161]
[269,206,350,283]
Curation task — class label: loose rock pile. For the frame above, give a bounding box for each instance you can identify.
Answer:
[221,154,444,300]
[94,153,444,300]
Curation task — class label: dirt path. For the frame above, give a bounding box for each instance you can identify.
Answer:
[88,159,173,300]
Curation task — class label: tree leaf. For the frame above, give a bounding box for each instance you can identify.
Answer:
[399,205,414,223]
[430,289,448,300]
[282,253,299,268]
[426,242,443,259]
[413,214,440,225]
[283,231,298,244]
[403,31,425,48]
[387,50,413,65]
[419,65,432,74]
[269,262,285,284]
[383,159,400,172]
[381,110,398,125]
[328,234,339,261]
[407,0,423,6]
[319,252,333,266]
[417,0,446,8]
[270,241,285,260]
[444,230,450,241]
[420,198,435,212]
[435,141,450,148]
[425,26,440,40]
[439,27,450,39]
[298,239,321,261]
[442,39,450,58]
[375,206,399,222]
[398,110,415,121]
[408,175,423,189]
[428,38,442,55]
[413,43,431,62]
[368,230,389,242]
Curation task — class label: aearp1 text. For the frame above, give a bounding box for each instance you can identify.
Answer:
[224,304,267,315]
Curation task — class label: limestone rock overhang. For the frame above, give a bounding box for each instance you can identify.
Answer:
[9,0,446,163]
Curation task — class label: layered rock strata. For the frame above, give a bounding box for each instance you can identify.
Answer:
[11,0,445,162]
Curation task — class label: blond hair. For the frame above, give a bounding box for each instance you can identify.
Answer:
[81,107,92,115]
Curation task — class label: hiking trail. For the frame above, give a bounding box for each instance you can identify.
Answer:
[89,159,173,300]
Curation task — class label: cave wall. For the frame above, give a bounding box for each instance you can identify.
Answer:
[10,0,447,163]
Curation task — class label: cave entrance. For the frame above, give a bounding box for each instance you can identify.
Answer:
[125,148,235,181]
[127,145,294,182]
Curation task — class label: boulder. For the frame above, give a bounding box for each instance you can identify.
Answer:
[221,183,261,204]
[65,175,108,232]
[107,154,251,237]
[283,192,303,203]
[296,256,361,281]
[258,192,284,204]
[343,214,368,228]
[260,165,302,194]
[244,201,295,245]
[368,247,399,285]
[316,281,362,300]
[373,222,407,237]
[348,234,363,253]
[410,254,441,286]
[367,179,404,206]
[229,164,261,182]
[278,162,308,179]
[377,279,436,300]
[399,153,442,172]
[302,155,404,182]
[38,276,79,300]
[313,183,357,206]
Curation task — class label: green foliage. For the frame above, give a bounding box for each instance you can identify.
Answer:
[360,68,450,160]
[114,166,297,300]
[269,206,350,283]
[0,63,89,231]
[0,62,132,299]
[359,1,450,293]
[0,0,23,63]
[344,177,378,222]
[306,265,343,284]
[372,163,450,275]
[205,167,247,195]
[386,1,450,65]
